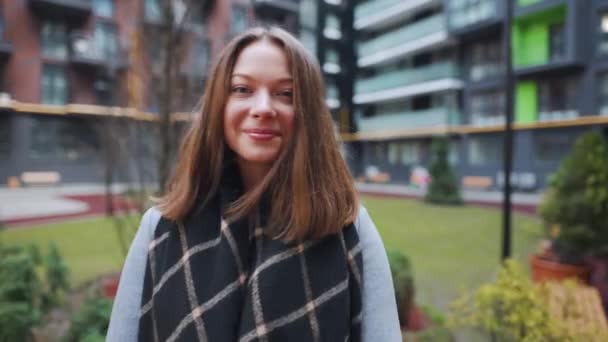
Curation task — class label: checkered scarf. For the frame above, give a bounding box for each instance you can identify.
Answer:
[138,169,363,342]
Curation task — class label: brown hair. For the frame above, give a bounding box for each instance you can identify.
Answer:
[157,26,358,241]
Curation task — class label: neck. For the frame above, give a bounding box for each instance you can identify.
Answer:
[237,159,271,191]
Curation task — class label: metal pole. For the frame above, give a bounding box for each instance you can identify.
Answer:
[501,0,515,261]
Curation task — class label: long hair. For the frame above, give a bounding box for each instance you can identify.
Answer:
[157,26,358,241]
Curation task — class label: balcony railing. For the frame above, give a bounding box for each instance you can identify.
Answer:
[355,62,460,95]
[69,33,123,69]
[355,0,441,31]
[357,107,461,132]
[448,0,499,30]
[357,14,449,67]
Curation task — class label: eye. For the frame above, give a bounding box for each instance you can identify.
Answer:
[231,85,251,94]
[277,89,293,98]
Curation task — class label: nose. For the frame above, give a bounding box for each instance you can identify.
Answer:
[250,90,276,118]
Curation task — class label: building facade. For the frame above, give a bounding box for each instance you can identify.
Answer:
[344,0,608,191]
[0,0,255,185]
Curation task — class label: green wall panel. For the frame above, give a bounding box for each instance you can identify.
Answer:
[516,81,538,123]
[512,5,567,67]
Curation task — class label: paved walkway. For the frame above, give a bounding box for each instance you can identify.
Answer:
[356,182,542,215]
[0,182,542,228]
[0,184,139,227]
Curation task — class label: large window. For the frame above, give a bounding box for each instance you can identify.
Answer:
[94,22,117,60]
[470,90,505,126]
[599,73,608,116]
[599,12,608,55]
[41,64,67,105]
[534,133,574,164]
[231,6,248,35]
[144,0,161,22]
[468,136,502,166]
[191,39,209,77]
[324,14,341,40]
[400,142,421,165]
[41,21,67,59]
[29,118,100,161]
[469,40,502,82]
[549,23,566,60]
[93,0,113,17]
[538,77,578,121]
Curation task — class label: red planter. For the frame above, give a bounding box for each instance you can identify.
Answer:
[529,254,589,283]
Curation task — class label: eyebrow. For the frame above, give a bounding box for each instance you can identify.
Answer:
[231,73,293,83]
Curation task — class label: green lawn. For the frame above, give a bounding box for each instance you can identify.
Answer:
[362,195,544,312]
[1,215,139,286]
[1,196,544,315]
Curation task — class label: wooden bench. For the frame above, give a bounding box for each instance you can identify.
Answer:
[20,171,61,186]
[546,282,608,340]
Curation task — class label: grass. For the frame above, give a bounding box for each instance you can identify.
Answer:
[1,215,139,287]
[1,196,545,315]
[361,195,544,313]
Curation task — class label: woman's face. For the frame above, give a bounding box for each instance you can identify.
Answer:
[224,40,295,171]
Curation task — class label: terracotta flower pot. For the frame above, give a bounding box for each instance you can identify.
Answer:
[529,254,589,283]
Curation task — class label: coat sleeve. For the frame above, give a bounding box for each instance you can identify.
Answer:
[356,206,402,342]
[106,207,162,342]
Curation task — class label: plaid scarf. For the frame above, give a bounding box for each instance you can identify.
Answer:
[138,169,363,342]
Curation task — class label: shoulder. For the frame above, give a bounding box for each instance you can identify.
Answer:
[140,206,163,240]
[353,205,379,245]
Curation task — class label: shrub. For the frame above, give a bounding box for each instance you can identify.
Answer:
[448,260,568,341]
[387,250,415,327]
[65,293,113,342]
[425,137,462,205]
[539,132,608,263]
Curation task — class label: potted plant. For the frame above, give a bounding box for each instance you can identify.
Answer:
[535,132,608,285]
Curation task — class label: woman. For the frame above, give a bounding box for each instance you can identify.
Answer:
[107,26,400,342]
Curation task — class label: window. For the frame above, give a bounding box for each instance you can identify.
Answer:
[323,49,340,74]
[400,142,420,165]
[535,133,574,163]
[231,6,248,35]
[599,13,608,55]
[144,0,161,22]
[299,29,317,56]
[549,23,566,60]
[191,39,209,77]
[300,0,317,30]
[93,0,113,17]
[29,117,100,160]
[94,22,117,60]
[0,115,10,159]
[388,143,399,165]
[538,77,578,121]
[95,78,114,105]
[41,65,67,105]
[470,90,505,125]
[469,39,502,81]
[599,73,608,116]
[41,21,67,59]
[468,136,502,166]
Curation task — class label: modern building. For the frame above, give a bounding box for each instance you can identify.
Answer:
[342,0,608,192]
[0,0,255,185]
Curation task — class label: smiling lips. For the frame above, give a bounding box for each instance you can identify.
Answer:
[243,128,281,141]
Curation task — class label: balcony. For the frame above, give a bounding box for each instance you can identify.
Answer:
[354,62,463,104]
[69,33,125,71]
[29,0,91,21]
[357,14,452,68]
[355,0,442,31]
[448,0,503,37]
[512,1,584,76]
[515,0,566,18]
[356,107,461,133]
